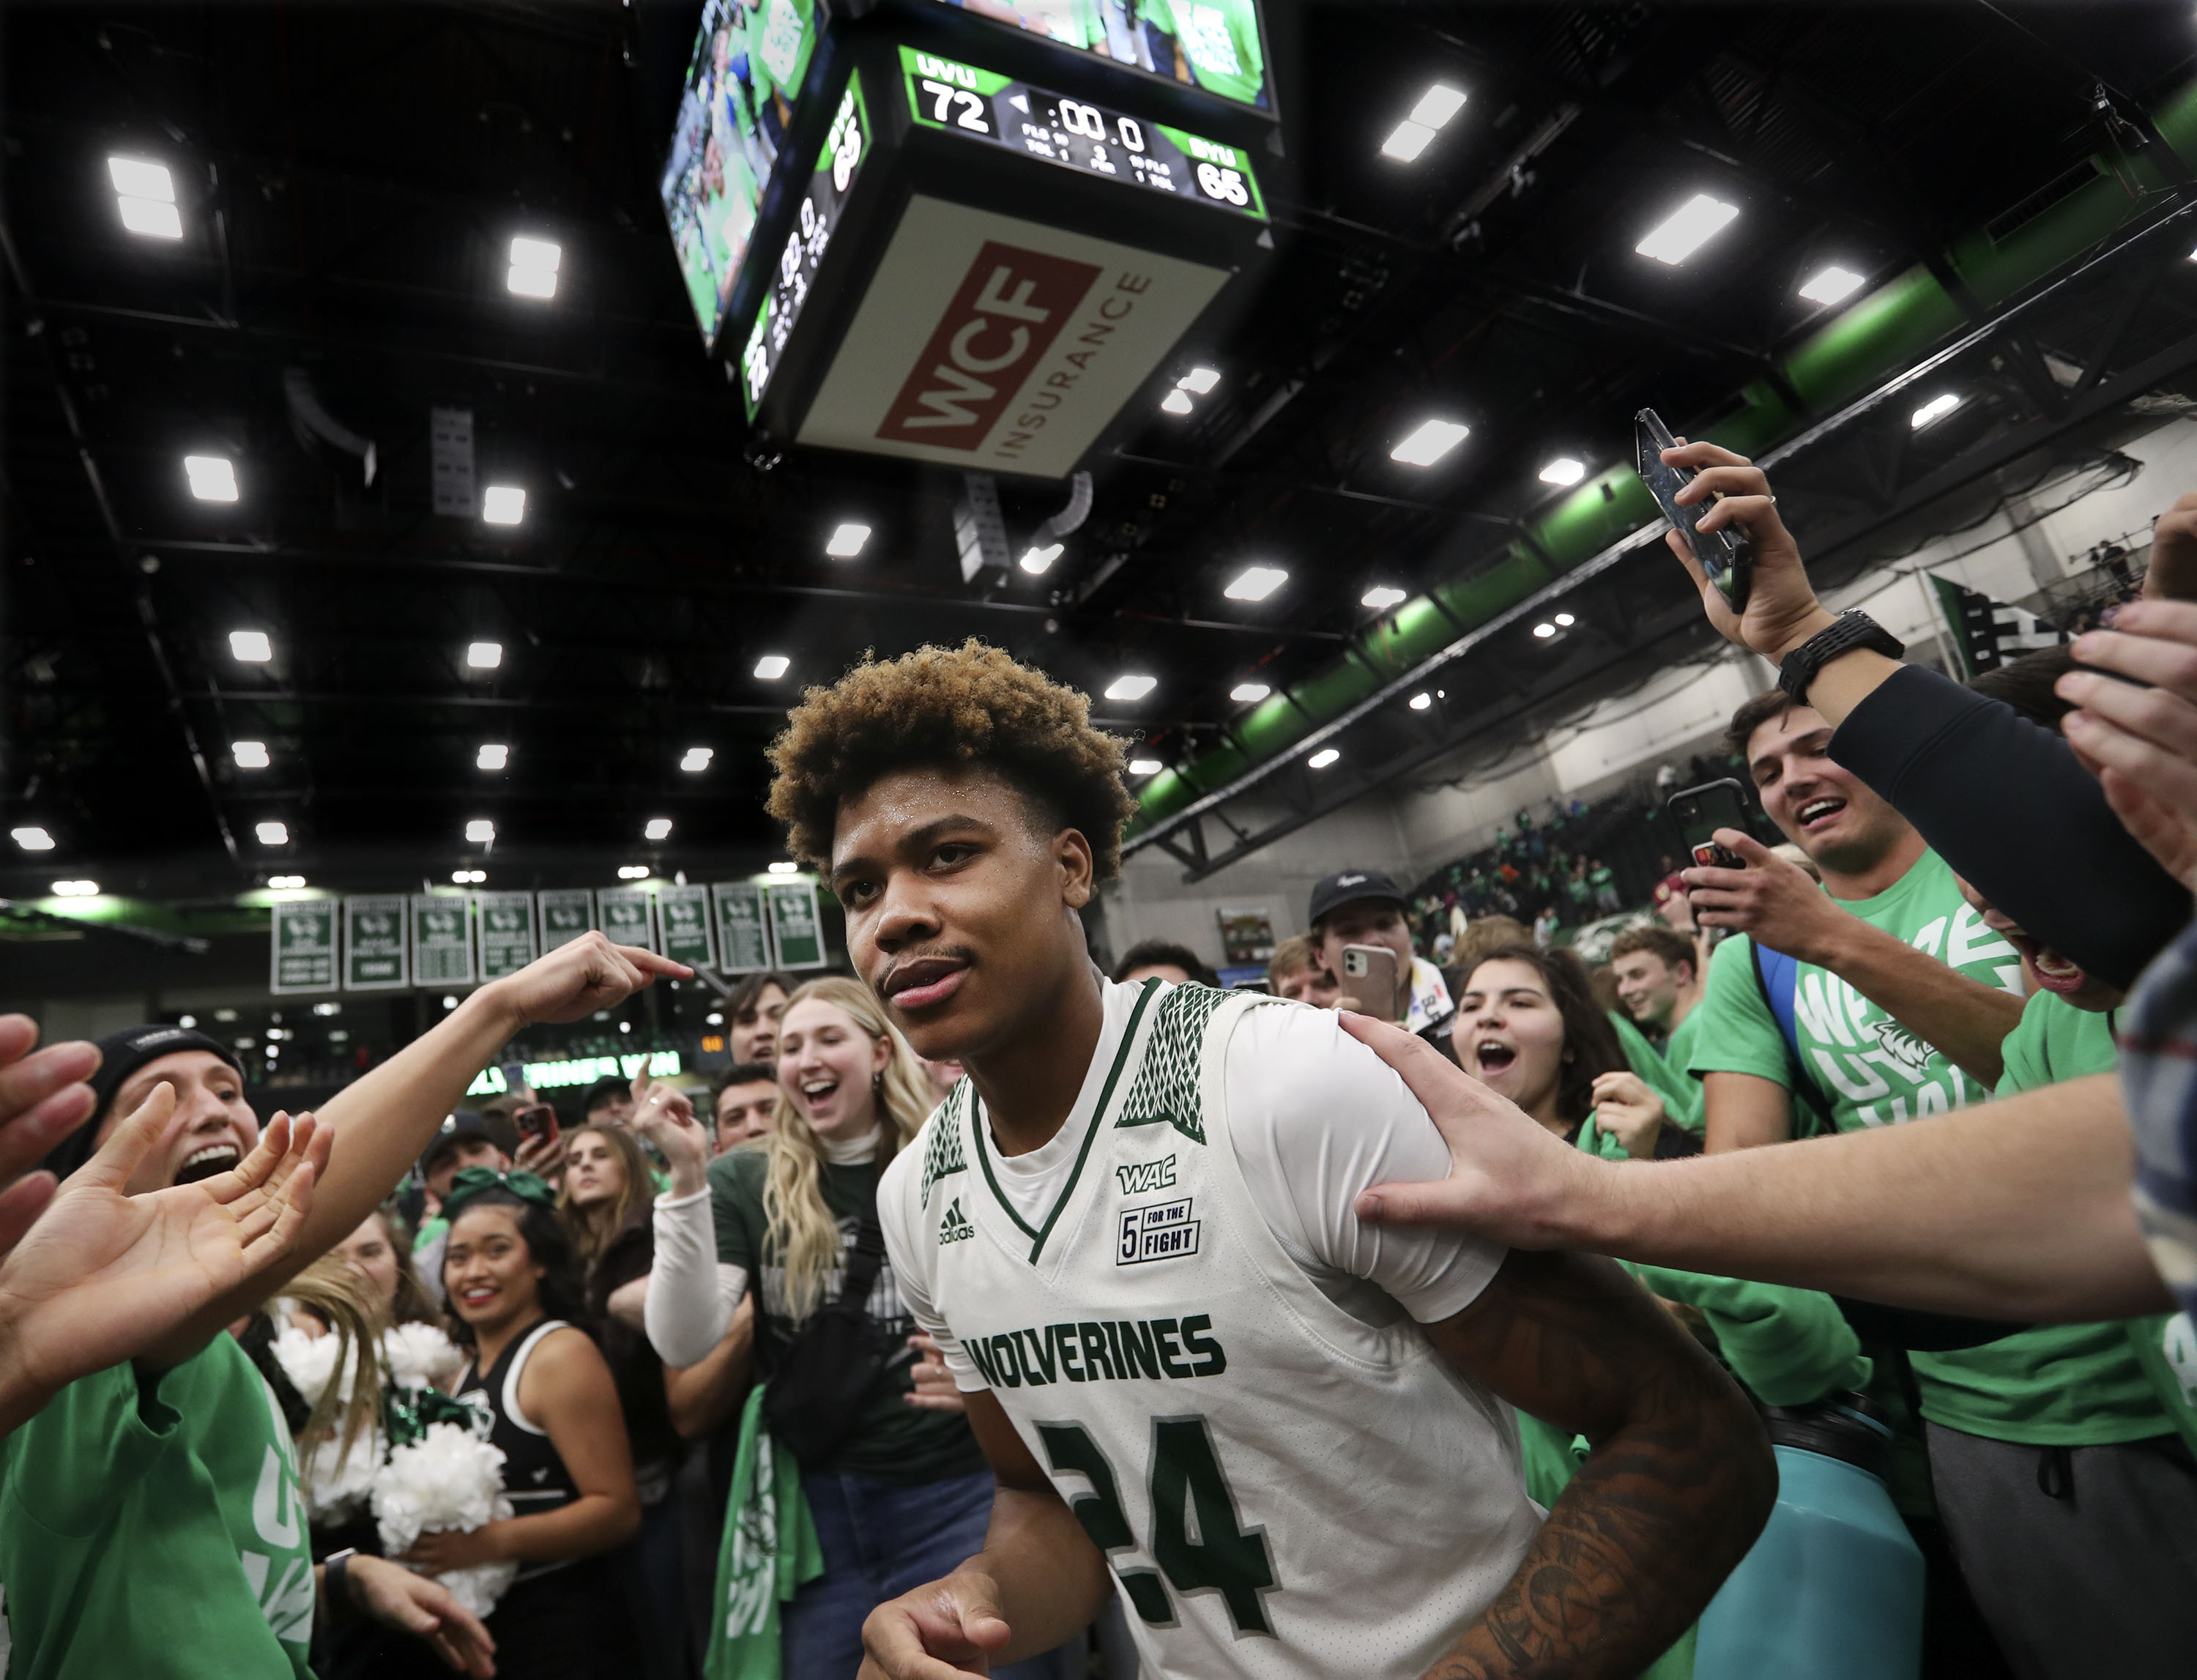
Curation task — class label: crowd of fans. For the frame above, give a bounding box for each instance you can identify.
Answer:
[1,454,2196,1680]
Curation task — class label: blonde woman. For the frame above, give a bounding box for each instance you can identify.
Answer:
[641,977,1066,1679]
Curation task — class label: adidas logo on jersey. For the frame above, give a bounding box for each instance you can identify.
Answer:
[1115,1154,1176,1195]
[937,1197,975,1245]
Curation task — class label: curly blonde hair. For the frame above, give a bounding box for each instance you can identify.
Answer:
[763,976,937,1320]
[765,639,1137,879]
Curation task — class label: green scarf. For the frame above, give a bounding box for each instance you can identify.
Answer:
[705,1386,825,1680]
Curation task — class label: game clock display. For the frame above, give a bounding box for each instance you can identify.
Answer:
[901,47,1265,220]
[742,75,872,415]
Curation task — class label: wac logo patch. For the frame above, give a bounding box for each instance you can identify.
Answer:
[937,1197,975,1245]
[1118,1197,1200,1265]
[1115,1155,1177,1196]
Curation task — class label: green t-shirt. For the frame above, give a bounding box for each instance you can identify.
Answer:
[1143,0,1267,104]
[1610,1011,1703,1137]
[1908,993,2167,1444]
[1663,1003,1706,1092]
[710,1146,986,1486]
[0,1337,316,1679]
[1685,847,2023,1134]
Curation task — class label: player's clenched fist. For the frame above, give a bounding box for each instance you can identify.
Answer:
[860,1569,1014,1679]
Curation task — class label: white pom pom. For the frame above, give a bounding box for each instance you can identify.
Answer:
[382,1323,464,1391]
[267,1323,354,1408]
[299,1421,384,1521]
[371,1422,517,1616]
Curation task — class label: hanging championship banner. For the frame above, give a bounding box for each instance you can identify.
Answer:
[596,885,658,953]
[657,883,717,970]
[538,888,595,952]
[343,895,409,991]
[477,891,538,980]
[411,895,475,987]
[269,899,337,995]
[767,879,827,969]
[713,882,773,973]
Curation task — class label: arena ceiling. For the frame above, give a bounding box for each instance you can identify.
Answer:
[7,0,2197,904]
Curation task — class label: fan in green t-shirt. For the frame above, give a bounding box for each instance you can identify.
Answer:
[1137,0,1267,105]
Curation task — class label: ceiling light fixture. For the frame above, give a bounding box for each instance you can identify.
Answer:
[10,827,55,852]
[268,874,306,890]
[1636,193,1740,264]
[1230,681,1271,704]
[1129,757,1163,775]
[1019,541,1063,575]
[1539,456,1587,486]
[825,522,870,557]
[1798,264,1865,305]
[617,864,650,880]
[50,880,100,898]
[754,654,789,680]
[451,869,486,885]
[480,485,526,525]
[1361,585,1408,610]
[1533,622,1557,639]
[108,157,182,239]
[1555,612,1576,627]
[767,861,800,875]
[1911,393,1962,429]
[507,236,560,299]
[184,455,238,502]
[1223,565,1288,601]
[1380,82,1466,163]
[1408,692,1432,710]
[231,740,271,770]
[465,819,494,843]
[644,817,672,841]
[229,630,273,663]
[680,747,713,772]
[256,821,289,846]
[1105,673,1157,701]
[1307,747,1341,770]
[477,743,509,770]
[1391,419,1469,467]
[466,641,503,670]
[1159,388,1194,415]
[1178,366,1221,394]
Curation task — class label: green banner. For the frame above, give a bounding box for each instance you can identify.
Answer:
[713,882,773,973]
[597,886,658,953]
[658,883,716,970]
[412,895,475,987]
[538,888,594,952]
[343,895,409,991]
[767,880,827,970]
[477,891,537,981]
[269,899,337,995]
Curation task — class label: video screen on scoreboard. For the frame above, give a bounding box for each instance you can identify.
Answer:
[661,0,825,347]
[933,0,1269,109]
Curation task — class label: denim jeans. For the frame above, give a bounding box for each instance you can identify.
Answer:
[781,1467,1084,1680]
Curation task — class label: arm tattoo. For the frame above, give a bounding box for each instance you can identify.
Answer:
[1424,1252,1776,1680]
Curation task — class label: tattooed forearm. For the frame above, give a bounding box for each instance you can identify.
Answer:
[1422,1252,1776,1680]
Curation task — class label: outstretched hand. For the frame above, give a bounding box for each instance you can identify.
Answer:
[345,1553,498,1676]
[1659,441,1834,662]
[0,1016,101,1253]
[860,1569,1014,1680]
[491,932,691,1027]
[631,1079,711,1197]
[2058,595,2197,892]
[1342,1012,1610,1251]
[0,1085,330,1402]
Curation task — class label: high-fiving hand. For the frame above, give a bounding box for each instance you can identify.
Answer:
[2059,593,2197,893]
[860,1568,1014,1679]
[631,1078,711,1198]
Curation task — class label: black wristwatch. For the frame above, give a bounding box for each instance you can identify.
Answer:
[323,1547,358,1620]
[1775,609,1905,702]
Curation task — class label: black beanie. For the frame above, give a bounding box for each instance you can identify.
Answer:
[43,1024,248,1181]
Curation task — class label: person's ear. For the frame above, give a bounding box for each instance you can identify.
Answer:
[1056,827,1096,910]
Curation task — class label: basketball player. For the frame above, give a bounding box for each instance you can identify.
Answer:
[766,642,1773,1680]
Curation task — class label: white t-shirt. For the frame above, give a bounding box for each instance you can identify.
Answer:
[900,976,1503,1390]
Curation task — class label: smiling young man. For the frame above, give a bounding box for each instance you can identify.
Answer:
[765,640,1773,1680]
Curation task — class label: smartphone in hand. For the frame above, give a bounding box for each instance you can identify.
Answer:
[1338,944,1402,1021]
[513,1103,560,1150]
[1636,408,1753,613]
[1668,778,1754,871]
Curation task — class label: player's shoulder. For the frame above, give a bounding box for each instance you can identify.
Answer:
[882,1081,971,1214]
[1216,995,1415,1126]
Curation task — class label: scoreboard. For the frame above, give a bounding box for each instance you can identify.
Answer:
[667,0,1277,481]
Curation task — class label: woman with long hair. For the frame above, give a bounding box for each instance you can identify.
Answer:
[641,975,1071,1679]
[329,1200,440,1326]
[409,1173,641,1680]
[557,1123,689,1680]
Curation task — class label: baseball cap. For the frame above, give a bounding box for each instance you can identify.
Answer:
[1308,868,1408,929]
[416,1110,509,1179]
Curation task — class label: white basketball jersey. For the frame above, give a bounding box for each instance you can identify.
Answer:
[886,981,1542,1680]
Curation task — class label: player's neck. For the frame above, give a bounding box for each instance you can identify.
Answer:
[962,959,1107,1157]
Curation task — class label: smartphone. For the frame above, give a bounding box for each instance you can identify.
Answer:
[1668,778,1752,870]
[1338,944,1401,1021]
[497,1060,529,1099]
[513,1103,560,1150]
[1635,408,1752,613]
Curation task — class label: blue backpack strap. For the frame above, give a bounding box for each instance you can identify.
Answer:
[1748,938,1832,1135]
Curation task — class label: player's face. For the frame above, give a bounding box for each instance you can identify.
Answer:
[713,1079,780,1150]
[776,997,893,1142]
[1453,959,1568,1121]
[1611,952,1679,1028]
[1746,708,1908,876]
[97,1049,261,1195]
[832,765,1095,1063]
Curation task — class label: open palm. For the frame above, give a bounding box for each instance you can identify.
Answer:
[0,1086,330,1394]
